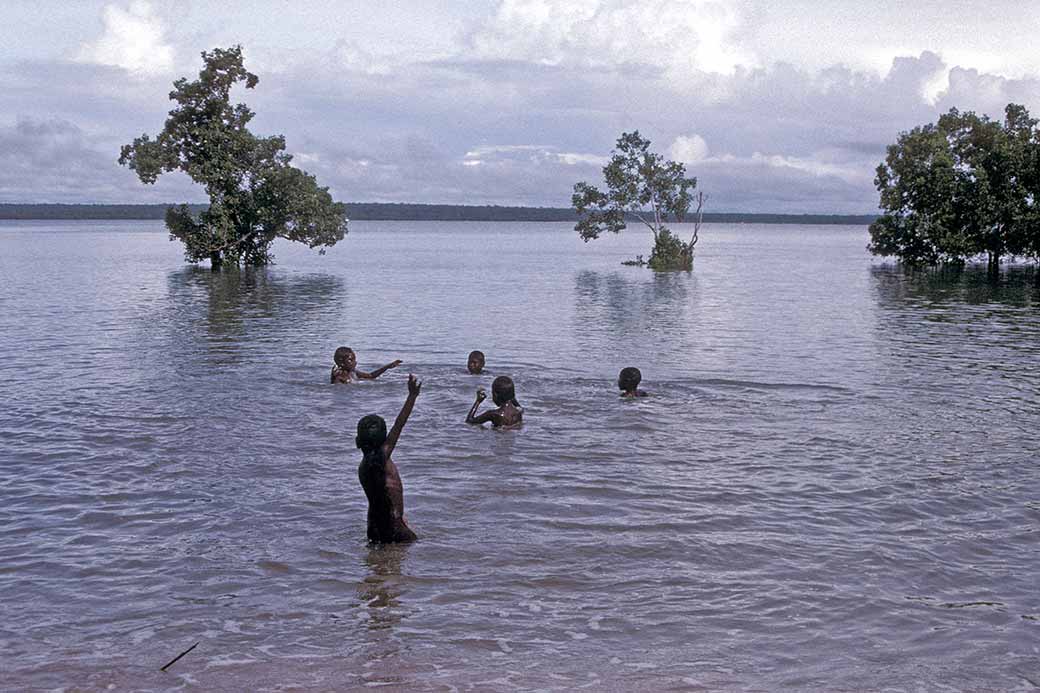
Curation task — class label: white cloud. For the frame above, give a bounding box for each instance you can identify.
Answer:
[76,1,174,76]
[470,0,756,77]
[921,66,950,105]
[465,144,550,158]
[332,40,393,76]
[464,144,607,167]
[556,152,608,166]
[669,134,710,163]
[748,152,868,184]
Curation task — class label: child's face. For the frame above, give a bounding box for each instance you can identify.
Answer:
[337,350,357,370]
[467,354,485,374]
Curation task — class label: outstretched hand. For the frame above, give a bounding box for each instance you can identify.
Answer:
[475,387,487,402]
[388,359,403,369]
[408,374,422,396]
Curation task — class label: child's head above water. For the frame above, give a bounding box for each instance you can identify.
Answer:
[618,367,642,392]
[491,375,519,407]
[467,350,486,374]
[355,414,387,452]
[334,346,357,370]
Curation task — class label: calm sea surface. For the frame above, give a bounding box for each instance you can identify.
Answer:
[1,220,1038,691]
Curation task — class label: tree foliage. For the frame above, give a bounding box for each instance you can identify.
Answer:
[119,46,346,267]
[870,103,1040,269]
[572,131,703,270]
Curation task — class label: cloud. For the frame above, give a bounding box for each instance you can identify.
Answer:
[238,48,1040,212]
[669,134,710,163]
[463,144,607,167]
[0,116,200,204]
[469,0,755,77]
[8,0,1040,215]
[76,1,174,76]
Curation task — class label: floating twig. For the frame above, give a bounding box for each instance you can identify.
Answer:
[160,641,199,672]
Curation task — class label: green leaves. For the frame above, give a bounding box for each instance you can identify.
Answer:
[870,103,1040,267]
[572,131,701,269]
[119,45,347,267]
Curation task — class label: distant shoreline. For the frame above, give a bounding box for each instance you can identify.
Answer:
[0,203,878,225]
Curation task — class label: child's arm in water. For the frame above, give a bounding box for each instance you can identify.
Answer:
[356,359,404,380]
[384,374,422,457]
[465,388,500,426]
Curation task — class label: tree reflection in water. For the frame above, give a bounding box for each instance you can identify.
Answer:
[573,270,693,337]
[162,266,347,368]
[870,264,1039,310]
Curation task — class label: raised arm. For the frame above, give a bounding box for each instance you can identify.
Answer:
[465,387,498,426]
[384,374,421,457]
[357,359,403,380]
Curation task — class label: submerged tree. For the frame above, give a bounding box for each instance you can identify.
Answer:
[573,131,704,271]
[119,46,346,268]
[870,103,1040,271]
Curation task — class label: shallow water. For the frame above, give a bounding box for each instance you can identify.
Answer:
[1,220,1038,691]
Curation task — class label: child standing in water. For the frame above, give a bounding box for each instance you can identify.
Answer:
[466,375,523,427]
[618,367,648,398]
[356,375,422,543]
[331,346,403,384]
[467,350,485,374]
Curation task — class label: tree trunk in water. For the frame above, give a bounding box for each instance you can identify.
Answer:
[987,252,1000,277]
[210,250,223,271]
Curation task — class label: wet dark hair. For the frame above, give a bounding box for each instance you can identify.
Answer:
[334,346,355,368]
[356,414,387,452]
[618,367,642,391]
[467,350,485,374]
[491,375,521,408]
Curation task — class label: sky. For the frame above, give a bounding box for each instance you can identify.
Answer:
[2,1,1039,213]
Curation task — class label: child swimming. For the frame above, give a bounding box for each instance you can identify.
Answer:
[467,350,485,374]
[618,366,648,398]
[466,375,523,427]
[331,347,403,384]
[356,374,422,543]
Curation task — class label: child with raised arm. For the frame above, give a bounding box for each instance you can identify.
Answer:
[466,375,523,427]
[356,374,422,543]
[618,366,648,398]
[331,346,403,384]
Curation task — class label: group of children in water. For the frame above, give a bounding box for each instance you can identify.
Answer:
[332,346,648,543]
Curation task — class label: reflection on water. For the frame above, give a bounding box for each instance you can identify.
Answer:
[358,544,408,631]
[159,267,347,369]
[166,266,347,340]
[4,222,1040,691]
[572,269,694,349]
[870,264,1039,309]
[354,544,410,688]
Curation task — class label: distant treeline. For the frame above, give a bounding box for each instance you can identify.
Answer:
[0,203,878,225]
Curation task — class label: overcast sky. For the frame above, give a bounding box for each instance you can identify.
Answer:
[2,1,1038,212]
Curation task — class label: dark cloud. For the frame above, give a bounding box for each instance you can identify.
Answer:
[0,115,200,204]
[5,44,1040,212]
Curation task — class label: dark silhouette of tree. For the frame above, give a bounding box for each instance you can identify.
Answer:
[572,131,704,271]
[870,103,1040,272]
[119,46,346,268]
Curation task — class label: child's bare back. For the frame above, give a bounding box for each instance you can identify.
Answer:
[466,375,524,428]
[356,375,422,543]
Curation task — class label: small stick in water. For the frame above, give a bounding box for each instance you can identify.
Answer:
[160,641,199,672]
